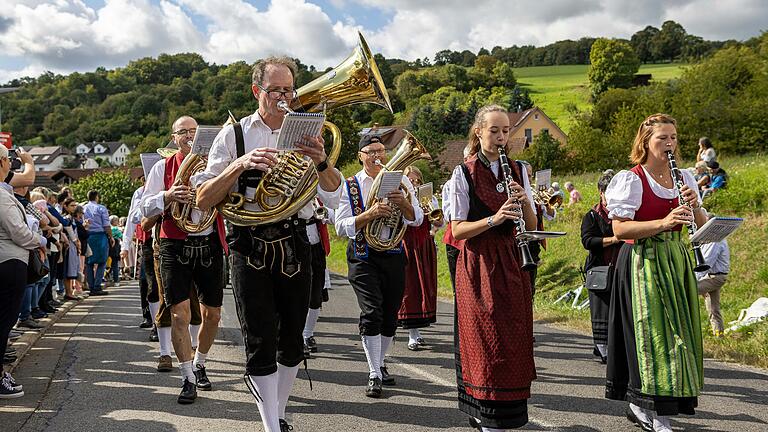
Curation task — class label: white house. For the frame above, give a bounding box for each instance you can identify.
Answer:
[76,141,132,166]
[22,146,71,172]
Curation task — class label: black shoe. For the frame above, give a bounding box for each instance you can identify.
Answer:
[380,366,395,386]
[194,366,212,391]
[149,327,159,342]
[365,376,382,398]
[279,419,294,432]
[30,309,48,319]
[41,305,58,314]
[139,318,153,329]
[177,378,197,404]
[626,407,653,432]
[89,291,109,296]
[305,336,317,353]
[49,300,62,307]
[468,417,481,430]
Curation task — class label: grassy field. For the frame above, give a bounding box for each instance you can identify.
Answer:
[327,153,768,369]
[512,63,686,132]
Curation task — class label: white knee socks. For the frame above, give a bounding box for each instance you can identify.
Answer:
[247,373,280,432]
[157,326,172,356]
[380,335,393,367]
[148,301,160,324]
[361,334,382,379]
[277,363,300,420]
[302,308,321,339]
[189,324,200,348]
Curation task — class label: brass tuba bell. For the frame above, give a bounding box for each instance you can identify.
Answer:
[169,112,238,233]
[217,32,393,226]
[363,131,431,251]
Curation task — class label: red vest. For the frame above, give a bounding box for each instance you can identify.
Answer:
[630,165,682,231]
[442,222,464,249]
[134,223,149,243]
[317,222,331,256]
[159,151,228,253]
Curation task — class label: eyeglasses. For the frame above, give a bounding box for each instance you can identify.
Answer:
[256,84,297,100]
[360,149,385,157]
[173,128,197,136]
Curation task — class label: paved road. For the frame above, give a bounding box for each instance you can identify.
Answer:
[2,277,767,432]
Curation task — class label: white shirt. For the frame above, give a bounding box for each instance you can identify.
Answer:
[448,158,536,221]
[335,168,424,240]
[441,178,453,224]
[700,148,716,163]
[696,240,730,280]
[121,186,144,252]
[194,111,343,219]
[141,157,213,237]
[605,166,701,220]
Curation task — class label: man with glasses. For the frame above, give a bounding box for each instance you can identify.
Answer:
[141,116,227,404]
[334,132,423,398]
[196,56,343,432]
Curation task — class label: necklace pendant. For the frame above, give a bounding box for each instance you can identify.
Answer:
[496,183,505,193]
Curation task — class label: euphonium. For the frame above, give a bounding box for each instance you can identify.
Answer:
[533,188,563,212]
[217,32,393,226]
[170,112,238,233]
[363,131,431,251]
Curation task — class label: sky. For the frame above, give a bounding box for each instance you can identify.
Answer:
[0,0,766,84]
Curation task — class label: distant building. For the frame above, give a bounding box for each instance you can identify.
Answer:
[76,141,132,166]
[22,146,71,172]
[438,106,567,172]
[32,167,145,189]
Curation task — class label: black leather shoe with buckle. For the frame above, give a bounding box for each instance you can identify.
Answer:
[365,376,382,398]
[194,366,212,391]
[305,336,317,353]
[380,366,395,386]
[279,419,294,431]
[177,378,197,404]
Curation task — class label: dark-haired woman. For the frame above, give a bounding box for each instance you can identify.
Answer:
[605,114,706,432]
[580,170,623,364]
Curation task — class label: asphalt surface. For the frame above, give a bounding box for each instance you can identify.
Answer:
[2,277,767,432]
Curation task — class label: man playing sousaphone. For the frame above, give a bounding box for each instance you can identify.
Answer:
[141,116,227,405]
[334,132,423,398]
[196,56,344,432]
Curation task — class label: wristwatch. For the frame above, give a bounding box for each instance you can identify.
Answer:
[316,158,329,173]
[487,216,495,227]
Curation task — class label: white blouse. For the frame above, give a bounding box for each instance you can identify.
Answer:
[605,166,702,220]
[448,159,536,221]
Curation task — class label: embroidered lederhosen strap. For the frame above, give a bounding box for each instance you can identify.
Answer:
[346,175,369,259]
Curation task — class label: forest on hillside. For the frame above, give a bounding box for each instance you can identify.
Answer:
[1,20,765,176]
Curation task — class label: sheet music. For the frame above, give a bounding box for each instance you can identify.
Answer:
[140,153,163,177]
[191,126,222,156]
[417,182,434,201]
[535,169,551,189]
[275,112,325,151]
[376,171,404,199]
[689,217,744,244]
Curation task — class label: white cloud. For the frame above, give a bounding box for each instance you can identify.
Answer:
[0,0,765,84]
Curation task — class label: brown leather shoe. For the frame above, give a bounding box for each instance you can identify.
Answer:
[157,355,173,372]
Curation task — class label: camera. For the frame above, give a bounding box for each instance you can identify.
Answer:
[8,149,22,171]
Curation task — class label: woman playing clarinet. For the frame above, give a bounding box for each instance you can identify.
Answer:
[449,105,537,431]
[605,114,706,432]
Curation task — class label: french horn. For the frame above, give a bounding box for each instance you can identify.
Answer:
[217,32,393,226]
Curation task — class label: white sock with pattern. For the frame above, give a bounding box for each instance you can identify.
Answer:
[361,334,382,379]
[247,373,280,432]
[380,335,393,368]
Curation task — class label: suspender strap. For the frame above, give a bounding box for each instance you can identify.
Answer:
[233,123,263,196]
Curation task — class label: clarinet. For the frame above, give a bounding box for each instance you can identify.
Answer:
[666,150,710,272]
[498,146,537,271]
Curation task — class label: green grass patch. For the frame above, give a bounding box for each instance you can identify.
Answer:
[327,153,768,369]
[511,63,686,132]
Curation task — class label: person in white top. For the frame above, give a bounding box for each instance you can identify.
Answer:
[695,236,729,336]
[141,116,226,405]
[696,137,716,163]
[195,56,343,432]
[334,132,423,399]
[604,113,706,432]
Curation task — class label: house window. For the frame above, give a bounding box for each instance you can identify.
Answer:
[542,128,549,135]
[534,114,539,120]
[524,128,533,145]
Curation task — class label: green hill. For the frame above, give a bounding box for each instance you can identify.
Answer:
[512,63,686,131]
